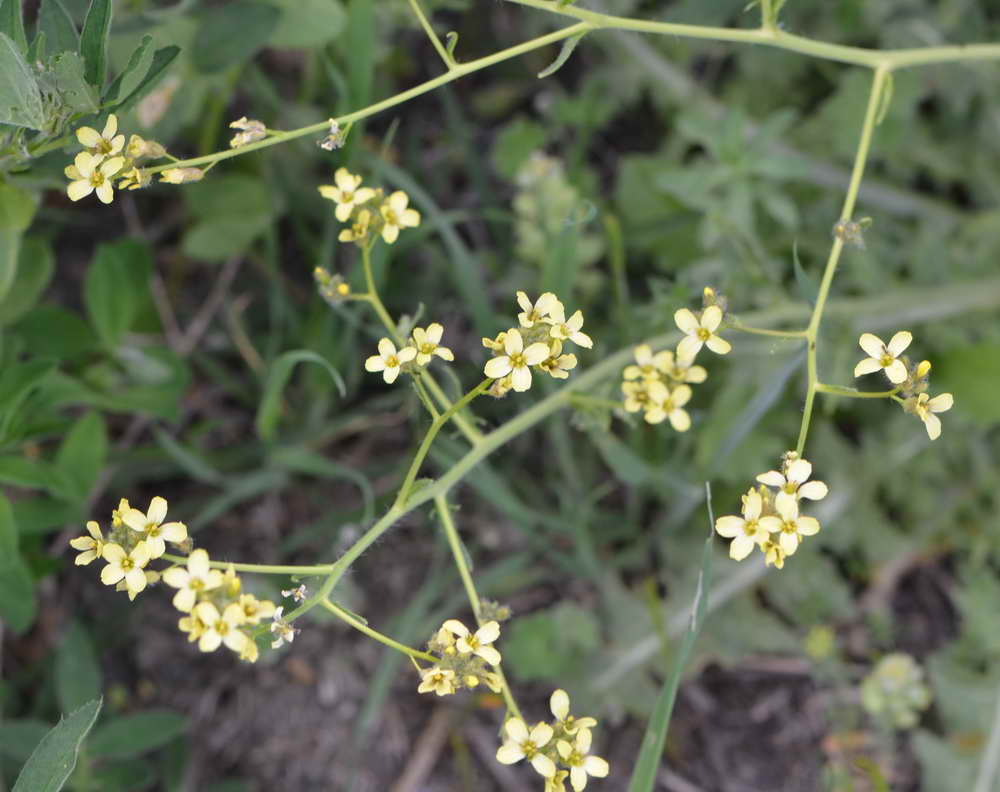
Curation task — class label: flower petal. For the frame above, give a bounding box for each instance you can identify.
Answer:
[858,333,885,359]
[583,756,609,778]
[504,329,524,355]
[923,412,942,440]
[67,180,94,202]
[701,305,723,332]
[531,754,557,779]
[504,717,529,742]
[730,535,755,561]
[365,355,386,372]
[511,366,532,392]
[673,308,699,334]
[885,359,908,384]
[676,335,702,361]
[928,393,954,413]
[797,516,821,536]
[529,722,554,746]
[475,645,502,666]
[496,743,525,764]
[705,334,731,355]
[798,481,828,500]
[715,515,745,538]
[551,689,570,721]
[853,357,883,377]
[756,470,786,488]
[476,620,500,643]
[743,491,762,520]
[886,330,913,358]
[668,408,691,432]
[484,356,512,379]
[523,342,551,366]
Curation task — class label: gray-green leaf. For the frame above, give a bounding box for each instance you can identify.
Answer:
[12,699,103,792]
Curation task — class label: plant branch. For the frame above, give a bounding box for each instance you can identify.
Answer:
[407,0,456,69]
[320,597,437,662]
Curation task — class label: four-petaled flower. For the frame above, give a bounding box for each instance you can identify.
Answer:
[674,305,731,359]
[714,489,771,561]
[339,208,372,243]
[912,392,954,440]
[760,496,820,556]
[365,338,417,384]
[443,619,502,665]
[411,323,455,365]
[380,191,421,243]
[483,329,550,392]
[556,729,610,791]
[66,152,125,203]
[516,291,561,328]
[76,114,124,157]
[69,521,106,565]
[756,457,828,513]
[622,379,667,414]
[270,606,298,648]
[238,594,276,624]
[193,602,248,653]
[854,331,912,384]
[101,541,151,596]
[319,168,375,222]
[121,496,187,559]
[549,308,593,349]
[417,666,457,696]
[623,344,672,381]
[496,718,557,778]
[162,548,224,612]
[550,689,597,736]
[538,341,578,380]
[644,384,692,431]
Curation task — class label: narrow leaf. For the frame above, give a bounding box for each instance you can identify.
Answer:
[537,31,585,79]
[111,44,180,114]
[0,495,37,632]
[79,0,111,87]
[102,33,151,105]
[255,350,345,441]
[12,699,103,792]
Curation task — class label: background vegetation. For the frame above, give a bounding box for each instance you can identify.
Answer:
[2,0,1000,789]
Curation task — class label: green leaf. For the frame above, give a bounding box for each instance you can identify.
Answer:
[255,349,345,441]
[55,412,107,502]
[0,32,44,128]
[152,426,225,486]
[504,602,600,680]
[0,456,61,492]
[491,117,547,180]
[83,239,152,349]
[11,497,78,535]
[0,495,37,633]
[37,0,79,55]
[0,357,57,442]
[192,1,279,73]
[266,0,345,48]
[537,31,586,78]
[12,698,103,792]
[934,342,1000,423]
[0,720,52,761]
[56,622,102,713]
[628,487,715,792]
[0,235,53,326]
[102,33,152,105]
[79,0,111,87]
[86,711,187,759]
[110,44,180,115]
[181,175,273,260]
[0,0,27,53]
[15,305,98,359]
[49,51,99,113]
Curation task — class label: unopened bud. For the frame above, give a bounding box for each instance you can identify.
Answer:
[159,167,205,184]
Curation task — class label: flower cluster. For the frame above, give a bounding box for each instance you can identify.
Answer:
[853,331,954,440]
[65,114,167,202]
[714,451,828,569]
[70,496,278,662]
[483,291,592,396]
[416,619,504,696]
[365,323,454,384]
[860,653,932,730]
[495,689,608,791]
[620,287,727,428]
[319,167,421,245]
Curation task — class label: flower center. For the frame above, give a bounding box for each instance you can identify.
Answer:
[742,519,759,536]
[420,342,435,354]
[97,139,112,154]
[696,328,711,341]
[880,353,894,366]
[566,750,584,766]
[782,482,796,494]
[191,579,205,591]
[522,740,539,759]
[781,520,797,534]
[121,558,135,572]
[215,620,230,636]
[146,523,161,538]
[89,171,106,187]
[510,353,527,368]
[384,209,398,225]
[386,355,400,368]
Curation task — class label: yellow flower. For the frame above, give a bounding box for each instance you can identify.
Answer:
[238,594,276,625]
[410,323,455,365]
[221,563,241,597]
[663,349,708,384]
[548,308,593,349]
[239,639,260,663]
[674,305,731,358]
[623,344,671,381]
[365,338,417,384]
[159,167,204,184]
[380,191,421,243]
[644,384,692,431]
[538,340,578,380]
[516,291,561,328]
[714,489,771,561]
[488,375,514,398]
[761,537,786,569]
[118,569,159,602]
[482,331,508,352]
[759,497,820,556]
[193,602,247,653]
[111,498,130,527]
[100,541,151,596]
[911,392,953,440]
[417,666,457,696]
[117,166,151,191]
[756,456,828,513]
[69,521,105,565]
[338,208,372,243]
[66,152,125,203]
[550,689,598,736]
[483,329,549,392]
[319,167,375,222]
[496,718,556,778]
[178,611,207,643]
[556,729,609,790]
[854,331,912,384]
[121,496,187,559]
[162,548,224,612]
[442,619,502,665]
[76,114,124,156]
[546,771,570,792]
[125,134,164,160]
[622,379,668,414]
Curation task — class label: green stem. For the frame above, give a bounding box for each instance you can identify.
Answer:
[727,320,808,339]
[319,597,437,662]
[394,380,491,509]
[815,383,898,399]
[407,0,456,69]
[434,494,523,721]
[796,66,889,456]
[413,376,441,419]
[160,553,335,575]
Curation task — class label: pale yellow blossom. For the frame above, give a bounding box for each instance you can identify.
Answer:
[442,619,502,665]
[410,324,454,365]
[643,383,692,430]
[496,718,556,778]
[483,329,549,392]
[69,521,105,565]
[623,344,671,381]
[66,152,125,203]
[76,114,124,156]
[319,168,375,222]
[417,666,457,696]
[854,331,912,384]
[380,191,420,243]
[538,340,577,380]
[549,308,593,348]
[714,489,770,561]
[121,496,187,559]
[756,456,828,513]
[100,541,151,596]
[159,167,204,184]
[238,594,276,625]
[674,305,731,358]
[759,497,820,556]
[556,728,610,791]
[365,338,417,384]
[912,392,953,440]
[193,602,248,653]
[162,549,223,612]
[338,208,372,243]
[550,689,598,735]
[516,291,561,328]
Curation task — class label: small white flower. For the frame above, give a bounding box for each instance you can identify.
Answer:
[549,308,593,349]
[69,521,106,565]
[759,497,820,556]
[516,291,561,328]
[442,619,502,665]
[318,167,375,222]
[643,384,692,431]
[853,331,912,384]
[281,583,308,602]
[556,728,610,791]
[121,496,187,559]
[496,718,556,778]
[714,489,771,561]
[483,329,550,392]
[550,689,598,735]
[410,323,455,365]
[65,152,125,203]
[270,606,298,649]
[380,191,421,243]
[162,549,224,612]
[365,338,417,384]
[674,305,731,359]
[912,392,953,440]
[756,457,828,513]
